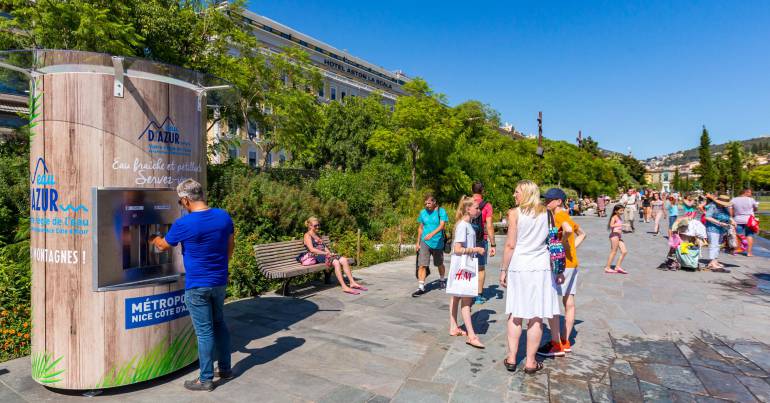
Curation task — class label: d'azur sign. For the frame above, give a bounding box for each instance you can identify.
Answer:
[138,117,181,144]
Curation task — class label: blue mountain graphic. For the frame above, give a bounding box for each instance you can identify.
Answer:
[138,117,178,140]
[31,157,49,184]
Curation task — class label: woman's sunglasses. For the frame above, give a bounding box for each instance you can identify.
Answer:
[312,224,320,228]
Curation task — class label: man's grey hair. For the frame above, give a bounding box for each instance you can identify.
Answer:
[177,178,204,201]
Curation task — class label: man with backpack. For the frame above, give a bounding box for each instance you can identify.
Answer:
[413,195,448,297]
[538,188,586,358]
[471,182,496,305]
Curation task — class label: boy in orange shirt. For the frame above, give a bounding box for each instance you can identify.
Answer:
[538,188,586,357]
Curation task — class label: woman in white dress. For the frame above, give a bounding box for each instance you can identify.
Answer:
[499,180,561,374]
[447,196,487,348]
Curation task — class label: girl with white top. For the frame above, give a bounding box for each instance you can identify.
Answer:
[447,196,486,349]
[499,180,561,374]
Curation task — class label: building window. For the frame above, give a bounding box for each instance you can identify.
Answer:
[341,90,346,100]
[248,149,257,167]
[228,146,238,160]
[318,85,324,98]
[279,151,286,165]
[266,152,273,166]
[330,87,336,100]
[247,120,259,140]
[280,32,291,40]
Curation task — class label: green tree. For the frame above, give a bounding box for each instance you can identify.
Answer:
[368,78,455,189]
[579,136,601,157]
[748,165,770,190]
[309,95,391,170]
[672,168,680,192]
[727,141,745,195]
[696,126,716,192]
[714,156,730,194]
[619,155,646,185]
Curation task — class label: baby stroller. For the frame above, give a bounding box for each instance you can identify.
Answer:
[676,218,707,271]
[658,218,706,271]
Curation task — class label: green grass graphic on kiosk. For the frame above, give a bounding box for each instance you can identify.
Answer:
[95,325,198,388]
[31,352,65,384]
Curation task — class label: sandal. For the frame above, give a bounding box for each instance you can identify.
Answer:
[466,337,485,349]
[503,358,517,372]
[615,267,628,274]
[604,267,617,274]
[523,362,544,375]
[343,289,360,295]
[449,328,467,337]
[351,285,368,291]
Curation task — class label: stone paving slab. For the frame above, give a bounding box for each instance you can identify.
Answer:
[1,215,770,402]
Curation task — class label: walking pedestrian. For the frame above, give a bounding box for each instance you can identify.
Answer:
[538,188,587,358]
[619,189,638,232]
[731,189,759,257]
[704,194,734,272]
[413,195,448,297]
[604,204,629,274]
[666,195,679,239]
[447,196,486,348]
[303,217,366,295]
[499,180,561,374]
[642,193,652,222]
[149,179,234,391]
[568,198,576,216]
[597,195,606,217]
[471,182,496,305]
[651,193,664,235]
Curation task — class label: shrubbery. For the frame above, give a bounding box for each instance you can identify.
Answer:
[0,137,31,361]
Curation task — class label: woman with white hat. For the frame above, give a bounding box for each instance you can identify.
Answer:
[703,194,735,272]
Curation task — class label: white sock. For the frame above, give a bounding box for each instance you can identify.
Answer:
[418,281,425,291]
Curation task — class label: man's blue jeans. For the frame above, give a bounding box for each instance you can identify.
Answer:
[185,286,231,382]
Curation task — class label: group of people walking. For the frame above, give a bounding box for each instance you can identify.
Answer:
[413,181,586,374]
[151,176,762,390]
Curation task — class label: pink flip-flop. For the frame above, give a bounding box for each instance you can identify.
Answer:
[343,289,361,295]
[615,267,628,274]
[351,285,368,291]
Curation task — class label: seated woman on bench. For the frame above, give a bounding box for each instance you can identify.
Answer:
[303,217,368,295]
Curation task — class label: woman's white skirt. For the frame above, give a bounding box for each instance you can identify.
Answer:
[505,269,562,319]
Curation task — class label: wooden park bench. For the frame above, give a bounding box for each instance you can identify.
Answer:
[254,236,343,296]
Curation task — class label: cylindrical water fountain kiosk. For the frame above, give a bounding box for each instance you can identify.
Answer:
[0,49,229,390]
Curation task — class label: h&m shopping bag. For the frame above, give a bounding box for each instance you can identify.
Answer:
[446,254,478,297]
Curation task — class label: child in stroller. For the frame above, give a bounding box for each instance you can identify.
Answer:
[659,217,707,271]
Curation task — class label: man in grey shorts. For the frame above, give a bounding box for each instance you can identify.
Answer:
[413,195,448,297]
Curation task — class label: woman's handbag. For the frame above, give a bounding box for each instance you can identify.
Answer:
[546,211,567,275]
[747,215,760,233]
[297,252,316,266]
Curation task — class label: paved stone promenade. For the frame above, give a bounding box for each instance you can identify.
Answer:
[2,216,770,402]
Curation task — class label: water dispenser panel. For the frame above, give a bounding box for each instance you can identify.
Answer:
[93,188,183,290]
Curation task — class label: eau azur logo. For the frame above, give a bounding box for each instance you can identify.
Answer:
[138,117,181,144]
[30,157,88,213]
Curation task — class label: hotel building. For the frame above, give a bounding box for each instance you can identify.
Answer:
[210,8,411,167]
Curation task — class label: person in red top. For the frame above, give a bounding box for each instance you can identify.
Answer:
[471,182,496,305]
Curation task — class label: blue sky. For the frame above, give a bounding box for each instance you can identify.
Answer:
[247,1,770,159]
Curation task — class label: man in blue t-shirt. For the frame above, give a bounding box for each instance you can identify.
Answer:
[150,178,234,391]
[413,195,447,297]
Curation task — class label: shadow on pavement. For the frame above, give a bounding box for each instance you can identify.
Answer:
[38,296,319,397]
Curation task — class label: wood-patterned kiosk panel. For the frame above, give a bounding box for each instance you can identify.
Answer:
[28,52,208,390]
